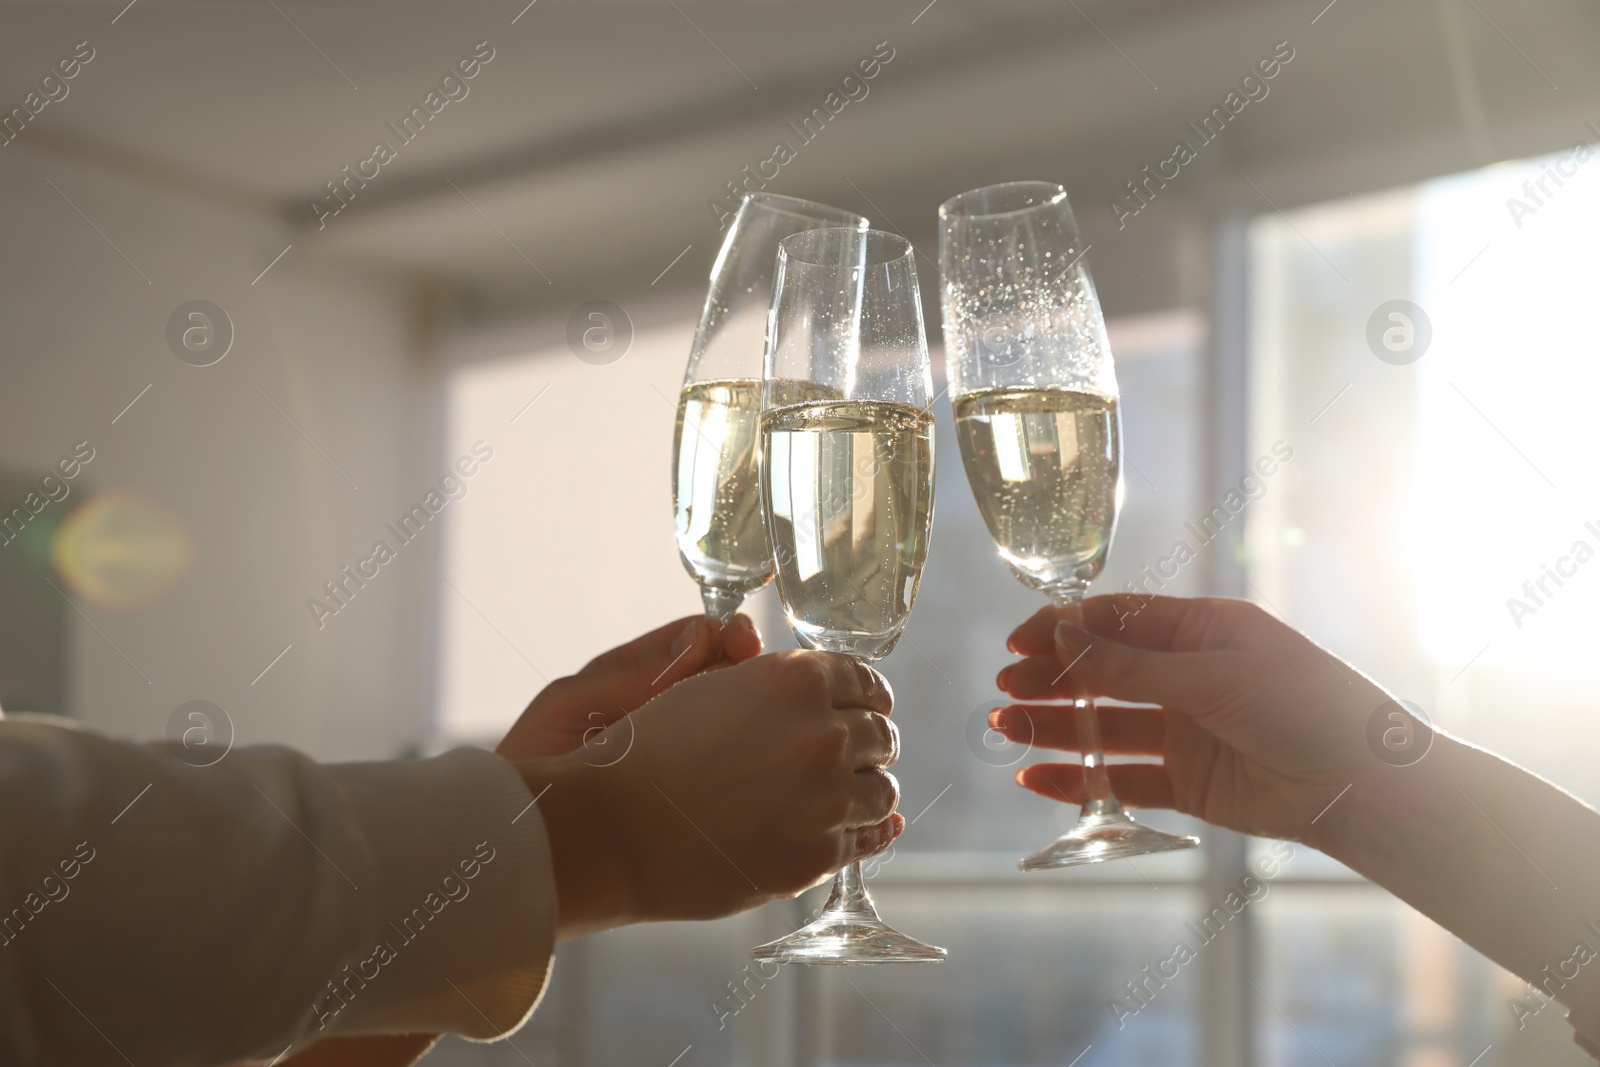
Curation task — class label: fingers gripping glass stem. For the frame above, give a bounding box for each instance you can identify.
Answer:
[1017,585,1199,870]
[1049,589,1123,821]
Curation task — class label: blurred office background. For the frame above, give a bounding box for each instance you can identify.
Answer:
[3,1,1599,1064]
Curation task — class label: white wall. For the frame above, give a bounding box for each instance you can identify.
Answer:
[434,294,708,744]
[0,146,434,761]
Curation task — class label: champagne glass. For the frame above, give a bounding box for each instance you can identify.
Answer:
[751,227,946,964]
[673,194,869,620]
[938,181,1200,869]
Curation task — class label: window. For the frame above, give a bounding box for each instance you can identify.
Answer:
[1248,148,1600,1067]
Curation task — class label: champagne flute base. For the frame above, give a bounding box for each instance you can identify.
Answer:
[1019,812,1199,871]
[752,914,947,965]
[752,860,946,965]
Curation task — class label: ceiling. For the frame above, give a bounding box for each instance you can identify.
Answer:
[3,0,1597,319]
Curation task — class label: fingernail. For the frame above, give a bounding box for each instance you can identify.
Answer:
[996,666,1012,689]
[987,708,1005,729]
[669,619,699,658]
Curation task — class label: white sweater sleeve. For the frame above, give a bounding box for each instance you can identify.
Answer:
[0,718,556,1067]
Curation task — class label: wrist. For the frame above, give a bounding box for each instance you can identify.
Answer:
[1304,729,1461,863]
[517,756,634,940]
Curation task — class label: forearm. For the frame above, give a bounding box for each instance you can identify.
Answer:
[1311,732,1600,1018]
[0,720,556,1065]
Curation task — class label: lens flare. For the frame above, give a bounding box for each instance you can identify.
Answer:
[51,492,193,610]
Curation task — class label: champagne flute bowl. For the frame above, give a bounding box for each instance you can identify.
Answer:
[673,194,869,620]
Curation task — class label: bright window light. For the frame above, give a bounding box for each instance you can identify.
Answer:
[1412,147,1600,667]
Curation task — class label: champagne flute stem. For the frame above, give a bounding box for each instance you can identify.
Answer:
[699,585,746,621]
[819,860,878,920]
[1049,587,1124,820]
[818,652,885,921]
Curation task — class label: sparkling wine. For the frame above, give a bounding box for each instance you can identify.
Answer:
[953,385,1120,590]
[672,378,772,598]
[761,399,935,660]
[674,378,836,599]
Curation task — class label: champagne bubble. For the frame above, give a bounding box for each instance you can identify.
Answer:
[977,322,1025,368]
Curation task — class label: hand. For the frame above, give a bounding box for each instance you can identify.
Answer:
[496,613,762,760]
[995,597,1600,1060]
[524,650,903,936]
[992,595,1391,842]
[269,616,766,1067]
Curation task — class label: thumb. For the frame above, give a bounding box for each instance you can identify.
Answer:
[710,613,763,667]
[580,615,721,711]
